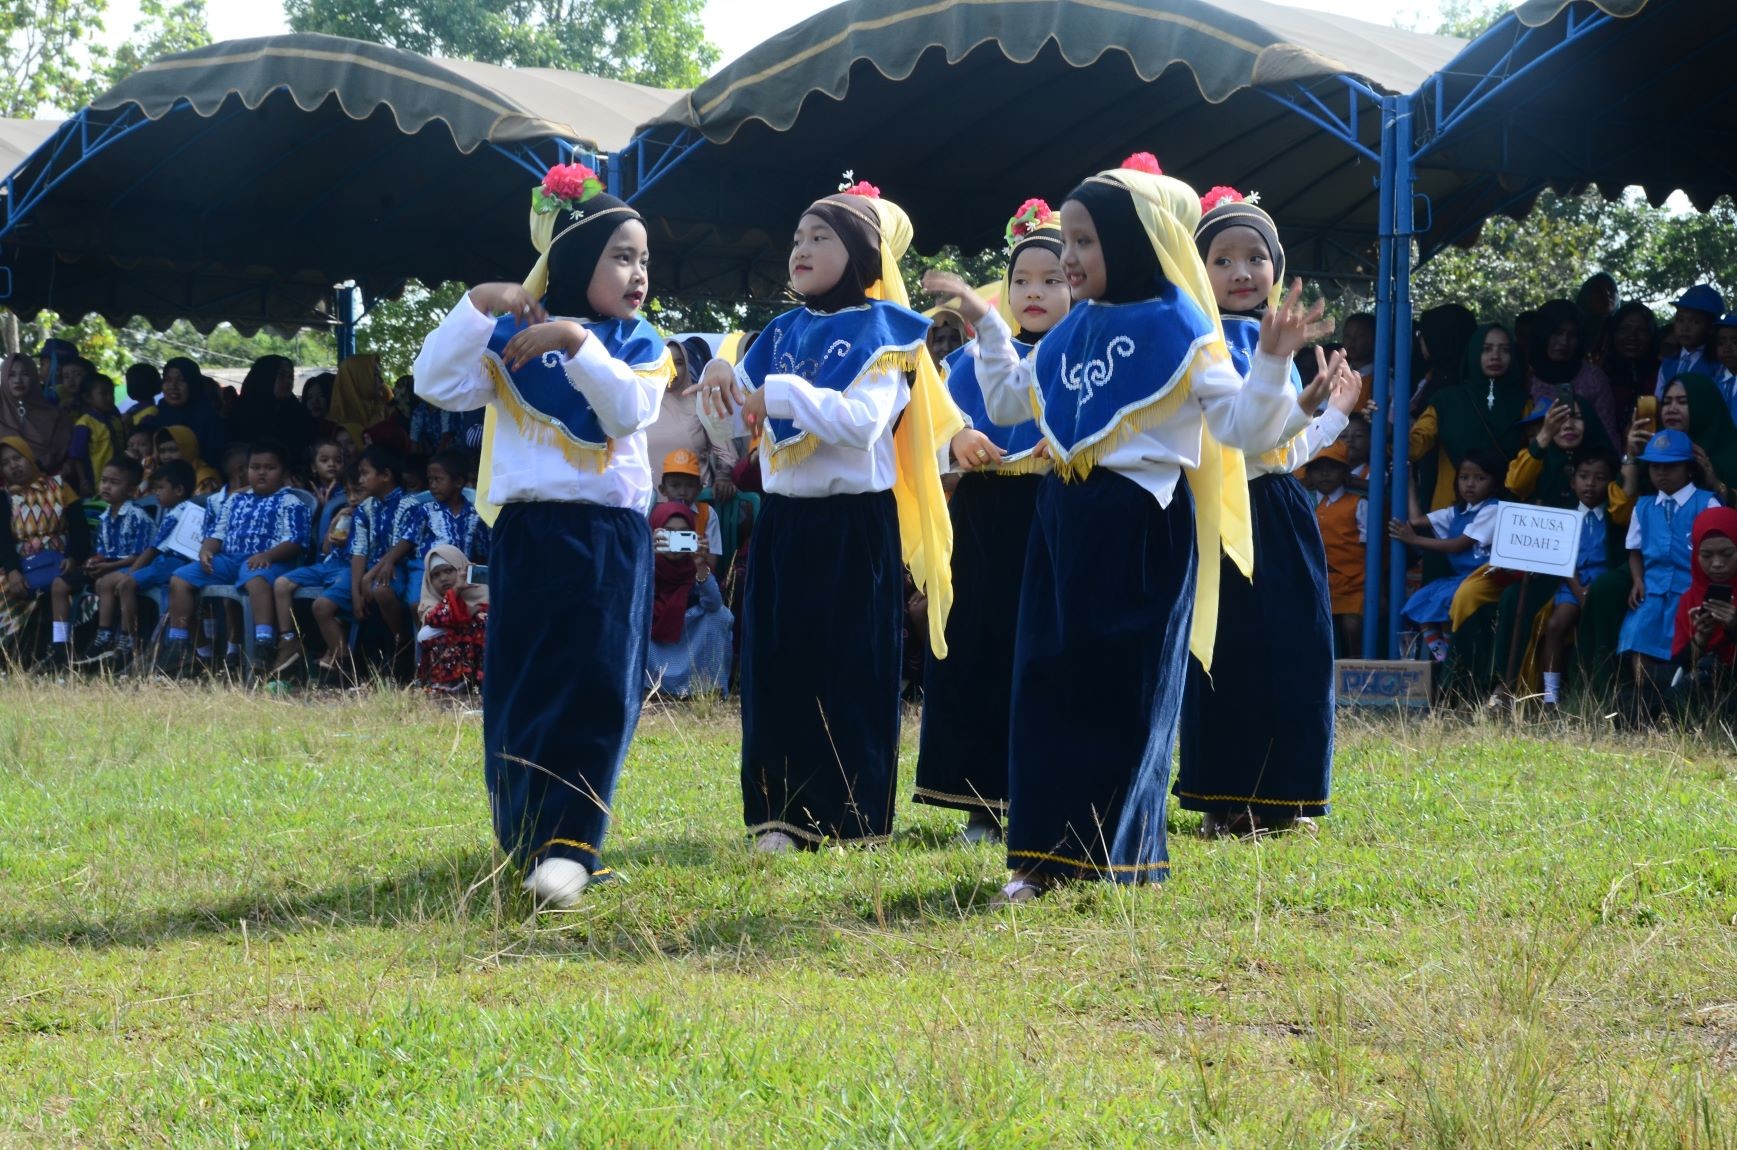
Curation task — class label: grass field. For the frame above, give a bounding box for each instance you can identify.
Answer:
[1,680,1734,1147]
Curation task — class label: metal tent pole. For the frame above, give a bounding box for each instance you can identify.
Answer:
[1363,95,1398,658]
[1387,100,1417,657]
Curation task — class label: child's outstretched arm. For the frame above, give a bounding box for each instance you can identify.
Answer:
[922,270,1034,431]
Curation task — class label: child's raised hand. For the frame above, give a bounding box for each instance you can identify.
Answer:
[501,320,587,371]
[1297,349,1334,414]
[1259,279,1332,359]
[739,386,769,432]
[920,270,990,324]
[1325,352,1363,416]
[1537,400,1570,448]
[688,359,744,420]
[951,429,1005,471]
[468,283,546,326]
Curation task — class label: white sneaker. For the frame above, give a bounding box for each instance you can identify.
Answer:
[960,812,1002,845]
[754,830,798,854]
[522,858,589,907]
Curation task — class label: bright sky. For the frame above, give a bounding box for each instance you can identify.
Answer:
[101,0,1485,68]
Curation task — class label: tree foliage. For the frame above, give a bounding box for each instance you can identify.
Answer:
[1410,189,1737,325]
[285,0,719,88]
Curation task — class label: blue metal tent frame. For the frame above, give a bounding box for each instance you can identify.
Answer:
[1359,0,1635,659]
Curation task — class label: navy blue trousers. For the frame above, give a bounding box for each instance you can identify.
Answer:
[483,502,651,874]
[914,472,1041,816]
[740,490,903,844]
[1177,472,1335,820]
[1006,470,1195,884]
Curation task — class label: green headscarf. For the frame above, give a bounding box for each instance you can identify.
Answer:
[1679,372,1737,491]
[1417,322,1530,509]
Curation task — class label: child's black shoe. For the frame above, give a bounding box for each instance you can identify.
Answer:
[153,638,192,679]
[74,636,116,668]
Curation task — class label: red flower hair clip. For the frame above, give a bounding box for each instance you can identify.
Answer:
[1005,198,1056,246]
[837,170,881,198]
[1200,185,1262,214]
[534,162,604,216]
[1120,152,1163,175]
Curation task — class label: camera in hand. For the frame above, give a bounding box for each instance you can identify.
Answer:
[663,530,701,554]
[1706,584,1733,603]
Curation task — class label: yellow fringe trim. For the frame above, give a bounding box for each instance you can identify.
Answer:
[911,785,1009,813]
[1006,848,1170,874]
[1174,790,1329,807]
[983,453,1052,477]
[762,345,924,472]
[1036,336,1225,483]
[482,356,610,475]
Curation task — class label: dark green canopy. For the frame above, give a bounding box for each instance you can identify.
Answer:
[0,34,683,333]
[624,0,1464,302]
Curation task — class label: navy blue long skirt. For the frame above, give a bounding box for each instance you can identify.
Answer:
[914,471,1042,816]
[1176,472,1335,820]
[740,490,903,845]
[1006,469,1195,884]
[483,501,652,874]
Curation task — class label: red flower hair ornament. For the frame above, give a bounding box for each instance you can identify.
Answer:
[837,170,881,198]
[1120,152,1164,175]
[534,162,604,216]
[1005,198,1056,247]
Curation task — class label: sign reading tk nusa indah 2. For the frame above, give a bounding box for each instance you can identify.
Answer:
[1488,501,1581,578]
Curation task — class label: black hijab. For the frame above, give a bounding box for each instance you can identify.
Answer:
[1412,303,1478,409]
[1066,179,1162,305]
[1006,233,1065,346]
[800,196,881,313]
[1194,199,1285,319]
[1529,298,1583,386]
[544,193,642,321]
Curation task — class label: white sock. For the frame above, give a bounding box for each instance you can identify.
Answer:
[51,621,69,644]
[202,618,216,639]
[1542,671,1562,703]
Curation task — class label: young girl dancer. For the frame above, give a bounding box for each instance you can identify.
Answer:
[1175,187,1362,837]
[413,162,671,907]
[916,199,1069,844]
[962,155,1325,901]
[694,177,960,853]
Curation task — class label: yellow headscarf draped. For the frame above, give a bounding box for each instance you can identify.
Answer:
[329,354,389,445]
[808,192,965,657]
[1084,167,1253,672]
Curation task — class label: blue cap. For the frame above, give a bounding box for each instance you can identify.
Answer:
[1716,312,1737,330]
[1674,285,1725,315]
[1519,397,1553,424]
[1637,428,1694,464]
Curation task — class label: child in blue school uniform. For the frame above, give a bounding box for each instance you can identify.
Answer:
[1655,285,1725,396]
[294,445,408,676]
[1619,429,1721,671]
[393,448,488,600]
[1390,448,1504,662]
[70,455,154,668]
[156,442,309,676]
[269,462,365,674]
[1538,452,1619,706]
[1712,313,1737,419]
[105,460,201,673]
[414,161,671,908]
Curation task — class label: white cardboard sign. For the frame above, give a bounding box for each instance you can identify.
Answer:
[1488,501,1580,578]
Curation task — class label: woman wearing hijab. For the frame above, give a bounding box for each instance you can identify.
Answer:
[1577,272,1620,362]
[0,354,74,477]
[1602,301,1660,429]
[963,153,1320,900]
[1527,299,1620,449]
[1408,304,1478,417]
[692,177,960,855]
[414,161,671,908]
[328,354,391,446]
[1410,323,1530,512]
[230,355,312,463]
[155,357,227,462]
[1672,506,1737,692]
[648,335,737,497]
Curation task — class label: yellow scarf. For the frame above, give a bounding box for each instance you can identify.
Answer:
[853,195,966,658]
[1087,167,1253,672]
